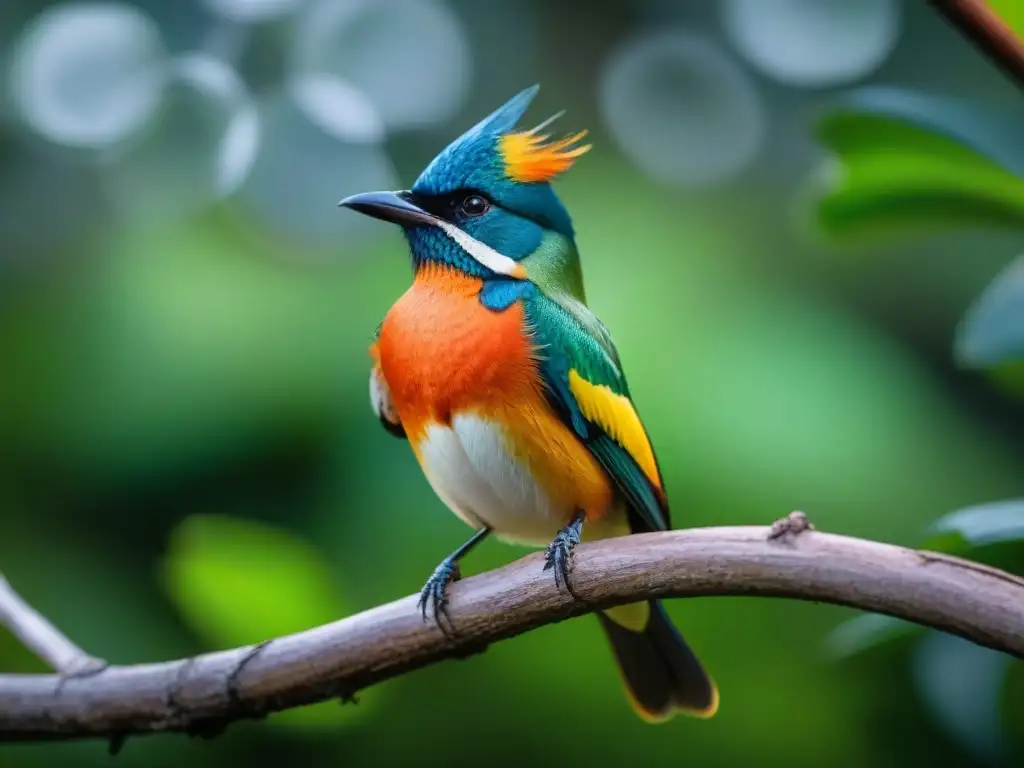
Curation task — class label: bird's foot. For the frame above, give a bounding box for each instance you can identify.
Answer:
[417,556,461,637]
[415,528,491,638]
[544,511,585,598]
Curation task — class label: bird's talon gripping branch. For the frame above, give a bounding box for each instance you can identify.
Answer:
[544,511,585,598]
[415,528,490,638]
[768,511,815,542]
[417,557,460,636]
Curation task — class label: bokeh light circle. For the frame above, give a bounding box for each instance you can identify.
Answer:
[722,0,901,87]
[9,2,166,149]
[599,30,765,188]
[202,0,305,24]
[289,74,385,144]
[236,90,399,251]
[292,0,470,131]
[103,53,259,223]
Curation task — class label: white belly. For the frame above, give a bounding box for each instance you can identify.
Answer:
[416,414,568,545]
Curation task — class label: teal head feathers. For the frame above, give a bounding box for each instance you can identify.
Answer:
[339,85,590,283]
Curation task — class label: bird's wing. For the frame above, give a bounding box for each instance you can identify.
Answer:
[524,291,669,532]
[369,327,406,439]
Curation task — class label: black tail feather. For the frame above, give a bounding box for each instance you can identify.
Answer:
[598,600,717,721]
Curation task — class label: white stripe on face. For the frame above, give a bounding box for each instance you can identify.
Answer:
[434,220,524,278]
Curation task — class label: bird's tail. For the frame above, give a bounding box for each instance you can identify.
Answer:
[598,600,718,722]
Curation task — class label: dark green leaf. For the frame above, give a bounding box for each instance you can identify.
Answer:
[807,87,1024,241]
[913,632,1010,760]
[956,255,1024,369]
[825,613,922,661]
[988,361,1024,397]
[924,500,1024,549]
[828,499,1024,661]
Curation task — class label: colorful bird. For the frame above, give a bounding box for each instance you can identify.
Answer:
[339,85,717,722]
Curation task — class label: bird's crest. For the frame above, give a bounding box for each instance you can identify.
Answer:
[499,115,591,183]
[410,85,584,237]
[413,86,589,193]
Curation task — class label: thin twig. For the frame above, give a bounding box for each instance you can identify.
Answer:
[1,524,1023,744]
[0,573,106,676]
[931,0,1024,90]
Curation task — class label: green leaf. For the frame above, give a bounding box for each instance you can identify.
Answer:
[988,360,1024,397]
[956,255,1024,369]
[923,500,1024,550]
[990,0,1024,40]
[913,633,1010,760]
[162,514,368,729]
[807,87,1024,241]
[828,499,1024,660]
[825,613,922,661]
[13,223,392,484]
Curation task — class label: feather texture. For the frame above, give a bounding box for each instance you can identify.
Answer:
[523,291,669,533]
[369,339,405,438]
[500,129,591,183]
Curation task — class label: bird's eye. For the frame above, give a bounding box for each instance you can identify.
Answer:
[459,194,490,217]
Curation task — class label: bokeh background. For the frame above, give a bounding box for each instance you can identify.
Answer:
[1,0,1024,766]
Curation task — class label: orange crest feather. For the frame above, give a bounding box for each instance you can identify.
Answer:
[499,125,591,183]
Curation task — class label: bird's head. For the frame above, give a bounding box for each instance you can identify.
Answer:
[339,85,589,283]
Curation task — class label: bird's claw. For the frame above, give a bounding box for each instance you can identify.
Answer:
[417,557,461,637]
[544,512,585,598]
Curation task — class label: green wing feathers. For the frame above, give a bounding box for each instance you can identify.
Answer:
[523,291,669,532]
[523,289,717,721]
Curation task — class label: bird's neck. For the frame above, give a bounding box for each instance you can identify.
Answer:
[412,261,485,297]
[405,228,492,279]
[520,231,586,304]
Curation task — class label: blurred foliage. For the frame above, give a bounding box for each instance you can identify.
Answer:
[810,76,1024,765]
[991,0,1024,38]
[808,88,1024,241]
[162,514,368,729]
[957,256,1024,382]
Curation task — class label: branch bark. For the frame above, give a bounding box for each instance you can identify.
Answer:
[0,574,106,676]
[2,524,1024,745]
[932,0,1024,90]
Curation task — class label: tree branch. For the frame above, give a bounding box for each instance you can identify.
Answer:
[932,0,1024,90]
[0,574,106,677]
[1,523,1023,745]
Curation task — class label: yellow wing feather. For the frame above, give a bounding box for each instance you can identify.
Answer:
[567,370,662,491]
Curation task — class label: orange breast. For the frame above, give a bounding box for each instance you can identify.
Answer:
[377,265,536,440]
[377,265,614,522]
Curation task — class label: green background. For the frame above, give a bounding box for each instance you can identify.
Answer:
[1,1,1023,766]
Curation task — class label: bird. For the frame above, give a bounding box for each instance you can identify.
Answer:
[338,85,717,722]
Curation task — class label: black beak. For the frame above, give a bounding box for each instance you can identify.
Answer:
[337,190,437,227]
